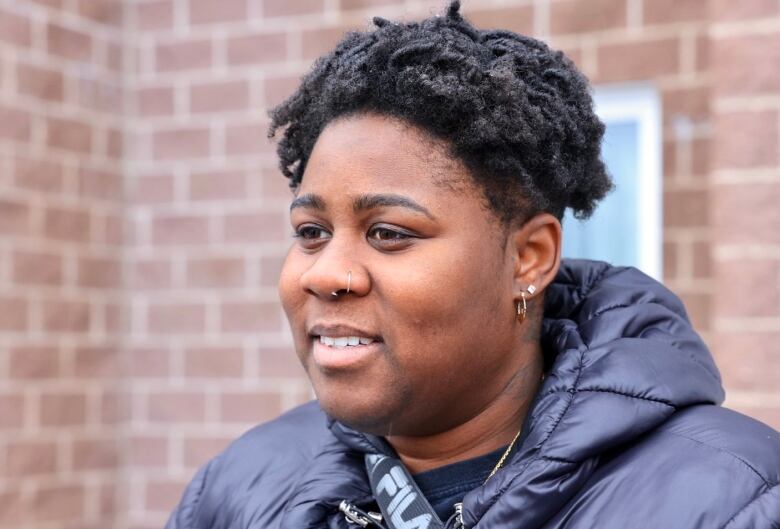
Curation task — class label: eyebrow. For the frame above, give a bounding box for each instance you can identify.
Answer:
[290,193,435,220]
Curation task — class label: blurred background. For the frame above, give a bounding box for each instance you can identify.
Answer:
[0,0,778,527]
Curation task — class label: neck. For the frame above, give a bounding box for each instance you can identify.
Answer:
[386,350,543,474]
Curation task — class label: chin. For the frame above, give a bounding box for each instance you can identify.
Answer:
[314,382,411,436]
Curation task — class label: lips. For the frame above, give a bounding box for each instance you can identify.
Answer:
[308,323,384,370]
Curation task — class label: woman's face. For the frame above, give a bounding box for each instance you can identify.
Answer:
[278,114,529,436]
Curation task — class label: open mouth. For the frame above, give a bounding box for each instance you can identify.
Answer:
[317,335,378,347]
[310,334,384,370]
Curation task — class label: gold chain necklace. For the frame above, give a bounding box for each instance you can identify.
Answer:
[484,427,523,482]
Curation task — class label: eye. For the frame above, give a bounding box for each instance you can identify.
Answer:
[293,224,331,248]
[367,225,415,249]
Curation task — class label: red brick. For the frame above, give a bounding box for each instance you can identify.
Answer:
[715,259,779,317]
[0,394,24,428]
[302,26,353,60]
[692,240,711,279]
[13,250,63,286]
[145,479,188,512]
[257,347,304,378]
[264,74,300,107]
[0,8,32,47]
[73,438,118,470]
[17,63,64,102]
[130,435,168,467]
[105,126,123,158]
[467,6,534,35]
[104,302,122,334]
[260,254,284,287]
[41,392,87,427]
[189,0,247,24]
[78,256,121,288]
[99,390,126,424]
[30,484,85,522]
[136,0,174,31]
[679,291,710,331]
[77,0,122,25]
[713,32,780,96]
[643,0,707,25]
[5,441,58,476]
[77,167,122,201]
[187,257,245,288]
[13,156,65,193]
[219,391,282,423]
[0,297,27,331]
[713,183,780,244]
[153,127,210,160]
[0,199,30,235]
[134,173,175,203]
[74,77,122,113]
[43,300,91,333]
[156,39,212,72]
[0,105,31,142]
[227,32,288,65]
[47,117,93,154]
[152,214,210,244]
[691,137,709,177]
[710,0,778,21]
[129,347,171,377]
[74,346,118,377]
[662,85,709,127]
[147,391,205,422]
[713,332,780,391]
[664,189,708,227]
[263,0,324,17]
[47,23,92,62]
[662,140,677,179]
[596,38,680,83]
[44,206,91,242]
[550,0,626,35]
[224,212,286,243]
[9,345,60,378]
[713,110,778,169]
[184,346,244,377]
[137,86,175,116]
[183,436,232,467]
[262,166,293,198]
[0,491,23,527]
[221,301,281,332]
[106,40,123,72]
[190,80,249,113]
[132,259,172,289]
[225,122,274,156]
[695,33,708,73]
[190,170,247,200]
[102,216,122,248]
[147,303,206,334]
[99,483,115,517]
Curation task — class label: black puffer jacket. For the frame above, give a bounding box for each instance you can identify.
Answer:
[166,260,780,529]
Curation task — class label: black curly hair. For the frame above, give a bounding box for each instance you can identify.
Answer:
[269,0,612,224]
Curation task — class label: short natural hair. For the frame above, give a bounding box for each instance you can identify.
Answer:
[269,0,612,224]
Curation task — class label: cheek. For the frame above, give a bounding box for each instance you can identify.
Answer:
[278,251,308,328]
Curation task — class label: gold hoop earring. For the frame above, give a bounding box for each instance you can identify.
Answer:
[516,291,527,323]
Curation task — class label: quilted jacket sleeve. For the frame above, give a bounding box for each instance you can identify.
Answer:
[722,485,780,529]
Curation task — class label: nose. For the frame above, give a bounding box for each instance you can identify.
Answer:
[298,238,368,300]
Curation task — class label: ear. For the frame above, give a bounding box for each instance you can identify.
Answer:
[507,213,562,302]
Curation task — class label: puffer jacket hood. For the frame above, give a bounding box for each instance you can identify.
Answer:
[166,260,779,529]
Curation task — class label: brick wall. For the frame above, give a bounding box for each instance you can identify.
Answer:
[0,1,123,528]
[709,1,780,428]
[1,1,778,528]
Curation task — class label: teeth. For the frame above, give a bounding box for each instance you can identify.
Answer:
[318,336,375,347]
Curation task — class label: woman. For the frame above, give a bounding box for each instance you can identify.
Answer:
[166,2,780,528]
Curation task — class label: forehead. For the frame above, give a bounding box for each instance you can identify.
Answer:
[299,114,473,198]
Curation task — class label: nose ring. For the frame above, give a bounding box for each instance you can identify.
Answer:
[331,271,352,297]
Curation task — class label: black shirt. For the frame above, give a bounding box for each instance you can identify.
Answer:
[412,446,506,522]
